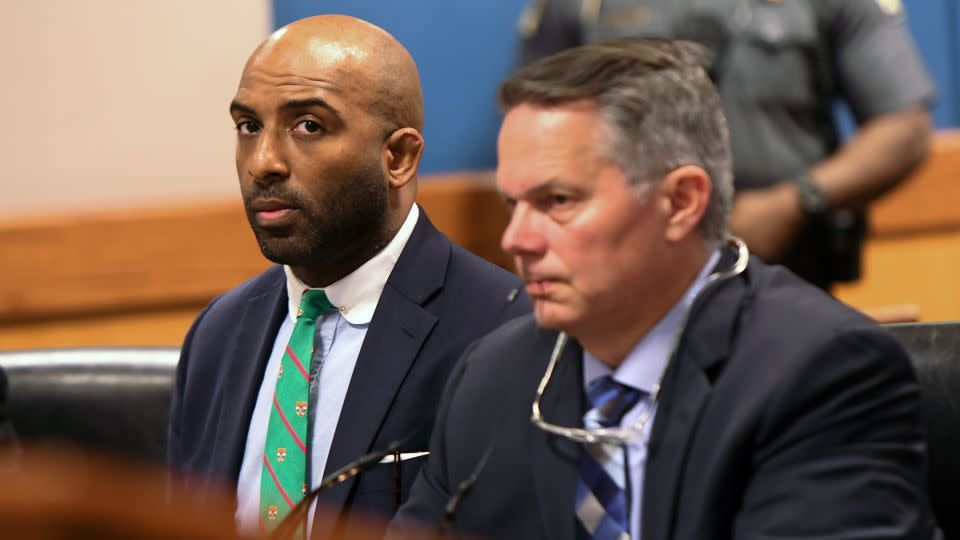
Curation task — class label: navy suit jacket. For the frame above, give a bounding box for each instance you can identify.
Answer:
[393,253,939,540]
[167,211,530,537]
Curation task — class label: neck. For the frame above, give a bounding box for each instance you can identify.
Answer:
[291,202,414,288]
[578,245,710,368]
[290,250,379,289]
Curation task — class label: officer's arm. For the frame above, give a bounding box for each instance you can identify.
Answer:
[803,0,935,209]
[730,0,934,261]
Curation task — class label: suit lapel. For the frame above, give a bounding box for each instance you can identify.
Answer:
[212,268,288,480]
[315,213,447,513]
[642,255,751,540]
[641,351,712,540]
[530,333,583,540]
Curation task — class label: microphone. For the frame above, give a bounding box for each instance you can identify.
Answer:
[270,438,408,540]
[434,443,494,538]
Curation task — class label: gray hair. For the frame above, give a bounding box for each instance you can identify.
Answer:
[499,38,733,246]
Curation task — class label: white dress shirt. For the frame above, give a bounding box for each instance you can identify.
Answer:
[581,249,720,540]
[235,204,420,532]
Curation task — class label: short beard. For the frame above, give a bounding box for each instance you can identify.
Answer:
[243,161,390,272]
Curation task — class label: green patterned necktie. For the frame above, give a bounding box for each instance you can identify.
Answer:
[260,289,333,532]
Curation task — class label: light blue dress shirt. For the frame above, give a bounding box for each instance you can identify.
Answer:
[235,204,420,532]
[581,249,720,540]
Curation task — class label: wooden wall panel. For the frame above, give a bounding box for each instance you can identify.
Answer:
[834,231,960,322]
[0,132,956,351]
[0,307,202,350]
[0,203,267,323]
[834,131,960,321]
[413,172,512,270]
[867,131,960,234]
[0,173,509,350]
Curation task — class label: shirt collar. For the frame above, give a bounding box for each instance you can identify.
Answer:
[583,249,722,394]
[284,204,420,325]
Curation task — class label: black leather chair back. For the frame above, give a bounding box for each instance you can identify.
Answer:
[886,321,960,539]
[0,348,178,463]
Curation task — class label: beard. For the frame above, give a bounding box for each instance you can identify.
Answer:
[242,161,389,270]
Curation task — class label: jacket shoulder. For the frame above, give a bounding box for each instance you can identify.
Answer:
[446,243,522,290]
[199,266,284,320]
[745,260,876,336]
[457,314,551,377]
[182,265,284,343]
[724,260,915,403]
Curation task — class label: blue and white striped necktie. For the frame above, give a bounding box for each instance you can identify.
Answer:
[575,375,644,540]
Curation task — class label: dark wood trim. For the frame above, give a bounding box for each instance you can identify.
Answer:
[0,173,510,324]
[1,131,957,326]
[869,130,960,235]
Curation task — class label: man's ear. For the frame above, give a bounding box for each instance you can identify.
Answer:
[661,165,711,243]
[383,128,424,189]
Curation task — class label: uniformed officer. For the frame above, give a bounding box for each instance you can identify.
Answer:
[518,0,935,289]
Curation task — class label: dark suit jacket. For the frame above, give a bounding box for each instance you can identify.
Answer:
[393,254,939,540]
[166,211,530,537]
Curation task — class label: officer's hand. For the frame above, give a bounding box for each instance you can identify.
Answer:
[729,182,805,262]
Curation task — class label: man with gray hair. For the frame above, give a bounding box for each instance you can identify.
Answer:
[390,38,938,540]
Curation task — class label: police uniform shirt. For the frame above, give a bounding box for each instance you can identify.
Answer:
[519,0,936,190]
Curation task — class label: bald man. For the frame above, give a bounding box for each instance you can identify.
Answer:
[166,15,529,537]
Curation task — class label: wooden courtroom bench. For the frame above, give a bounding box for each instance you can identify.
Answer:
[833,131,960,323]
[0,172,510,350]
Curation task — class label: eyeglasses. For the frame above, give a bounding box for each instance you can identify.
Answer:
[530,237,750,446]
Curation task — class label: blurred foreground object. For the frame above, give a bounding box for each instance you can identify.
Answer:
[0,445,244,539]
[0,445,424,540]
